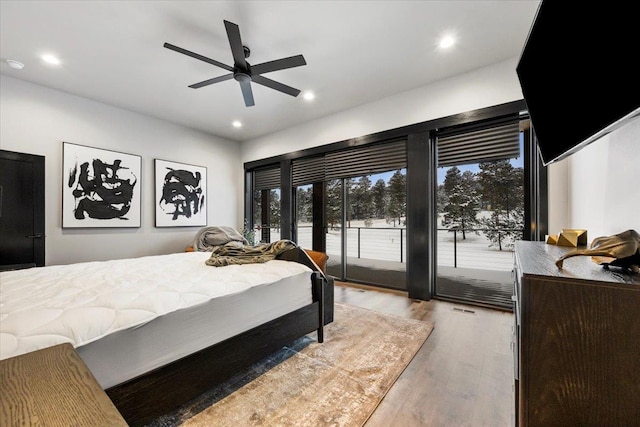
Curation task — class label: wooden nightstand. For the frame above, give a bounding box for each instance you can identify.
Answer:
[0,343,128,426]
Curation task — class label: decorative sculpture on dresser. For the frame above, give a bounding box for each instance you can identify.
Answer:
[555,229,640,273]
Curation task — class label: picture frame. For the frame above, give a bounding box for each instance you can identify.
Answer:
[62,142,142,228]
[154,159,207,227]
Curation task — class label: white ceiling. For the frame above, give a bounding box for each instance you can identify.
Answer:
[0,1,541,142]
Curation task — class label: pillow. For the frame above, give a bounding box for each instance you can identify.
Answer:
[304,249,328,273]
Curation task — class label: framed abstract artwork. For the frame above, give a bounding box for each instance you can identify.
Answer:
[63,142,142,228]
[154,159,207,227]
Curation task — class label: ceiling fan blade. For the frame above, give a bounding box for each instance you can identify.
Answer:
[252,75,301,97]
[224,20,247,69]
[239,79,255,107]
[188,73,234,89]
[164,42,233,72]
[251,55,307,75]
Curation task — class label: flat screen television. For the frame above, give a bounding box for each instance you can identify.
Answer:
[516,1,640,165]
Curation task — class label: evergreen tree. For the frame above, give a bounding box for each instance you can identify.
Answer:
[386,170,406,226]
[269,189,280,231]
[436,184,448,214]
[252,190,262,226]
[296,186,312,223]
[482,207,524,251]
[442,167,480,239]
[372,179,387,219]
[478,159,522,216]
[325,179,342,230]
[443,166,462,196]
[350,176,373,222]
[478,159,524,250]
[344,178,354,227]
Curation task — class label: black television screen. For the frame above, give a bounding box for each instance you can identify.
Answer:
[516,1,640,165]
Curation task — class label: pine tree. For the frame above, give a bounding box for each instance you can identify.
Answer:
[372,179,387,219]
[269,189,281,232]
[436,184,449,214]
[296,186,312,223]
[344,178,354,227]
[252,190,262,226]
[325,179,342,230]
[386,170,406,227]
[442,167,480,239]
[478,159,524,250]
[350,176,373,222]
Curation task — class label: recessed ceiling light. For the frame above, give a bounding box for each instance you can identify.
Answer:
[303,91,315,101]
[6,59,24,70]
[232,120,242,128]
[41,54,61,65]
[439,35,455,49]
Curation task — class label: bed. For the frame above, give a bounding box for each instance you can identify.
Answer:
[0,245,334,426]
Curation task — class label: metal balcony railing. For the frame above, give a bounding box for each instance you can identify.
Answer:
[437,227,523,268]
[294,225,522,271]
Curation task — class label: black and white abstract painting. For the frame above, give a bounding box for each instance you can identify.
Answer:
[63,142,142,228]
[154,159,207,227]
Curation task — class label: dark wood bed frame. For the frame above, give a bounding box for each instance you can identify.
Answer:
[105,247,334,426]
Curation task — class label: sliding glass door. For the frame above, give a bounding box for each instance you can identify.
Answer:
[344,170,407,290]
[435,119,524,308]
[321,170,407,290]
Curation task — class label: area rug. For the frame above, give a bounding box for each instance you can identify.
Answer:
[147,303,434,427]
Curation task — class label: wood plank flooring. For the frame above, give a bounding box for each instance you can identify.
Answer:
[334,281,515,427]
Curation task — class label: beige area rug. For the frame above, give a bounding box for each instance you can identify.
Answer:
[149,303,434,427]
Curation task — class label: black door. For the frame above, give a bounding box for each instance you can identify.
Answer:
[0,150,45,271]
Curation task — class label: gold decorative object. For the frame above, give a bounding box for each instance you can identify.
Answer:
[556,229,588,247]
[546,234,558,245]
[556,229,640,273]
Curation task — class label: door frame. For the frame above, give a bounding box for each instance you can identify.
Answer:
[0,149,45,268]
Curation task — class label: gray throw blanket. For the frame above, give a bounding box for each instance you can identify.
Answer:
[192,226,248,252]
[206,240,298,267]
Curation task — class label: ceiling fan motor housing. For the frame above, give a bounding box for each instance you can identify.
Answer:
[234,72,251,83]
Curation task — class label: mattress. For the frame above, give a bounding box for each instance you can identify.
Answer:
[0,251,313,387]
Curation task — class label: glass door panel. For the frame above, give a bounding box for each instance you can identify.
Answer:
[344,170,407,290]
[253,188,280,243]
[436,143,524,308]
[325,179,343,279]
[295,184,313,249]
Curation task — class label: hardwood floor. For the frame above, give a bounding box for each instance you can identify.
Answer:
[334,281,515,427]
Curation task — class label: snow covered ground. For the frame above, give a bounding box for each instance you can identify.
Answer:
[282,215,517,272]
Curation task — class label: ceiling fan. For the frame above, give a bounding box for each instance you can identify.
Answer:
[164,20,307,107]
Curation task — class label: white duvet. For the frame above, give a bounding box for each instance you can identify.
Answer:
[0,251,311,360]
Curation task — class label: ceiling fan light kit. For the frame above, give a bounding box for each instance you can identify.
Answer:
[164,20,306,107]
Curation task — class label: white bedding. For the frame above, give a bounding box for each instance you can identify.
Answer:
[0,251,312,362]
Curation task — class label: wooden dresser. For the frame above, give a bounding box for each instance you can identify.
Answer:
[0,343,128,426]
[512,241,640,426]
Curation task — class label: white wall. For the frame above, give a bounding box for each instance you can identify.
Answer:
[546,160,569,235]
[562,116,640,241]
[0,76,242,265]
[241,57,526,163]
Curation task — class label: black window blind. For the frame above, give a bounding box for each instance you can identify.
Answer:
[324,139,407,180]
[253,166,281,190]
[437,120,520,167]
[291,156,325,187]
